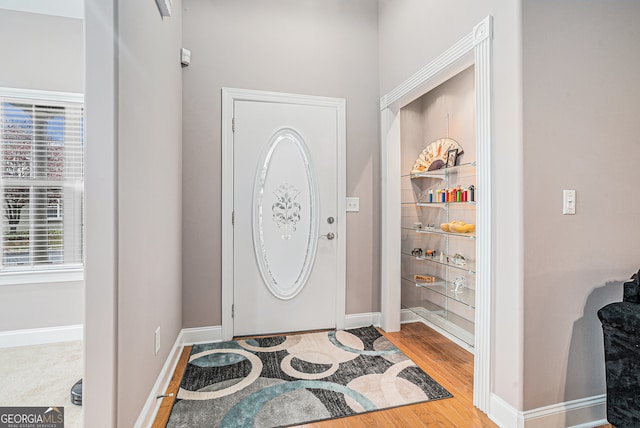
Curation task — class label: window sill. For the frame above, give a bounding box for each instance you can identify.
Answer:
[0,267,84,286]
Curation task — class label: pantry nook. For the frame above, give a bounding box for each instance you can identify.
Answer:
[379,15,493,411]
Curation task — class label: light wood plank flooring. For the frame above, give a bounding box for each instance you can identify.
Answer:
[299,322,497,427]
[153,346,192,428]
[154,322,495,427]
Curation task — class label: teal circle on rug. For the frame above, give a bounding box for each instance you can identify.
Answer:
[220,380,376,428]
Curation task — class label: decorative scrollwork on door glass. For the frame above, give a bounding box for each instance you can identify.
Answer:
[252,128,319,300]
[272,183,301,240]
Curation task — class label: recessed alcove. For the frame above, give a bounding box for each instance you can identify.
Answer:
[380,16,493,411]
[400,65,477,351]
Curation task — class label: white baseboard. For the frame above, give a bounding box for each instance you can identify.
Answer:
[523,394,607,428]
[400,308,474,354]
[136,314,384,427]
[178,318,383,346]
[181,325,222,345]
[0,324,83,348]
[489,393,607,428]
[136,320,608,428]
[134,330,186,428]
[490,393,523,428]
[179,317,380,346]
[135,326,225,427]
[343,312,381,329]
[400,308,422,323]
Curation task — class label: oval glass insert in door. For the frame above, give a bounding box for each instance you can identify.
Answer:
[252,128,319,300]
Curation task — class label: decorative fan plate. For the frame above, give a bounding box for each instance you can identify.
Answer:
[411,138,464,174]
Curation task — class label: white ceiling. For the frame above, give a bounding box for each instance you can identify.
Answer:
[0,0,83,19]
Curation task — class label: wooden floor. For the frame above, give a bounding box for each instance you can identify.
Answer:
[299,323,497,428]
[153,322,498,427]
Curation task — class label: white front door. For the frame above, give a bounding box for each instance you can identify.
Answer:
[231,93,345,336]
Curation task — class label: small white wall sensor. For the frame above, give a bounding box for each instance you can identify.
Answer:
[181,48,191,67]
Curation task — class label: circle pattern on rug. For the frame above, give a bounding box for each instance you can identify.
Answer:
[178,348,263,400]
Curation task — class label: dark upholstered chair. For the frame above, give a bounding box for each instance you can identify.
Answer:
[598,270,640,427]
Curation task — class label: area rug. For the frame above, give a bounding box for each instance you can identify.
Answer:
[166,326,452,427]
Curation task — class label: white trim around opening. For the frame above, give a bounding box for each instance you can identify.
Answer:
[379,16,494,413]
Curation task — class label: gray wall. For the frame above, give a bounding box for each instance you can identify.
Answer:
[0,9,84,333]
[400,66,476,174]
[1,281,83,331]
[0,10,83,92]
[379,0,524,410]
[522,0,640,410]
[381,0,640,414]
[181,0,380,327]
[84,0,117,424]
[82,0,640,422]
[84,0,184,424]
[115,0,183,425]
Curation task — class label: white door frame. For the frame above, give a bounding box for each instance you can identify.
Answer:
[379,17,494,412]
[221,87,347,341]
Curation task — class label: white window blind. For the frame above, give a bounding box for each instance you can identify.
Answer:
[0,93,84,272]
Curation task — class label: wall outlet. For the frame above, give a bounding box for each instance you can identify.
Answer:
[155,327,161,355]
[346,197,360,212]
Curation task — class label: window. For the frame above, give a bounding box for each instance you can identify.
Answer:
[0,89,83,274]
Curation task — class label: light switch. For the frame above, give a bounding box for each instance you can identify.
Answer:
[563,190,576,215]
[346,197,360,212]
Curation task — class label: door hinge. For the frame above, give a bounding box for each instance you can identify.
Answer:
[232,117,235,133]
[231,304,234,318]
[232,211,234,226]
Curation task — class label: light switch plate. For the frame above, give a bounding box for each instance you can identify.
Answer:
[346,197,359,212]
[563,190,576,215]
